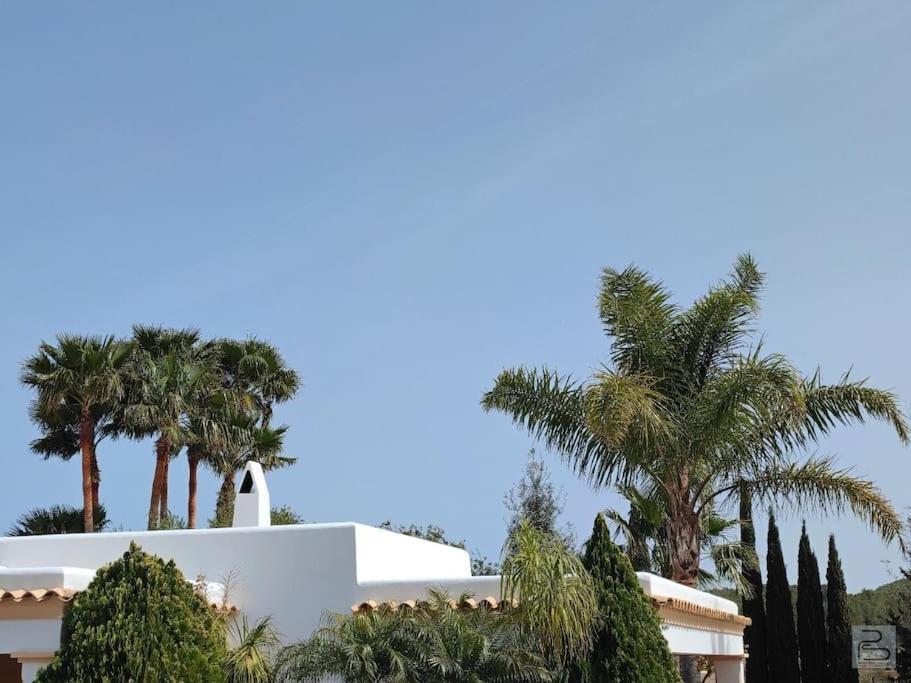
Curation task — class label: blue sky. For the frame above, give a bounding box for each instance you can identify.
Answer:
[1,2,909,591]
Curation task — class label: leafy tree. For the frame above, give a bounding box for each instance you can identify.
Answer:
[9,504,109,536]
[740,488,768,683]
[482,255,908,588]
[891,564,911,681]
[797,524,828,683]
[826,535,856,683]
[377,521,499,576]
[21,335,134,532]
[765,513,800,683]
[271,505,306,525]
[35,543,225,682]
[275,591,553,682]
[578,514,679,682]
[504,449,574,547]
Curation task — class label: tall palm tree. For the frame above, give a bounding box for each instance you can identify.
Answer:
[482,255,908,587]
[21,335,134,532]
[124,325,211,529]
[210,415,295,527]
[28,399,116,512]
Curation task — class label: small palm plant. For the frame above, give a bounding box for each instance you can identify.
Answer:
[224,616,281,683]
[9,504,109,536]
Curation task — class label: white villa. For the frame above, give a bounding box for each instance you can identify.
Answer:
[0,463,749,682]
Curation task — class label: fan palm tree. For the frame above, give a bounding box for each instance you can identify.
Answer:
[9,504,109,536]
[482,255,908,588]
[217,338,301,428]
[124,325,212,529]
[21,335,134,532]
[28,399,116,513]
[275,591,554,682]
[210,415,295,527]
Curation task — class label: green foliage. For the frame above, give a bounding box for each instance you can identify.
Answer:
[579,514,679,683]
[764,513,800,683]
[500,521,599,667]
[156,511,188,530]
[224,616,280,683]
[482,255,908,585]
[796,524,828,683]
[826,536,856,683]
[35,543,226,682]
[270,505,306,525]
[504,449,575,547]
[377,521,499,576]
[275,590,553,682]
[8,504,109,536]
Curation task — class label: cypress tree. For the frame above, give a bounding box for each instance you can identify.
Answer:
[826,536,856,683]
[740,487,768,683]
[765,512,800,683]
[797,523,828,683]
[581,514,680,683]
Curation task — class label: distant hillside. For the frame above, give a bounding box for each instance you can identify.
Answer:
[710,578,910,624]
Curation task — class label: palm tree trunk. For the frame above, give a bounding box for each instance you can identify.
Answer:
[214,471,236,527]
[90,448,100,512]
[668,507,701,588]
[148,435,169,530]
[159,457,170,523]
[79,407,95,533]
[187,450,199,529]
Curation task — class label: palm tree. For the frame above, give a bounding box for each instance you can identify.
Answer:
[605,485,759,596]
[217,338,301,428]
[28,400,115,512]
[224,616,281,683]
[21,335,134,532]
[210,415,295,527]
[124,325,211,529]
[482,255,908,588]
[275,591,555,682]
[499,521,599,668]
[9,504,109,536]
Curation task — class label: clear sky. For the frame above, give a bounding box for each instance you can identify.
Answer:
[1,2,909,591]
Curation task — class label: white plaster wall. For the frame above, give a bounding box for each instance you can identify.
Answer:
[660,623,744,657]
[0,522,472,649]
[0,620,61,655]
[354,575,500,604]
[353,525,471,582]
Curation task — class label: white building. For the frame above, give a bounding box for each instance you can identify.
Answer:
[0,463,748,682]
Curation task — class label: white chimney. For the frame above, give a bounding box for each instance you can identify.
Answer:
[232,461,271,528]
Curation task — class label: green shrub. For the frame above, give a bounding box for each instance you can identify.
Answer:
[36,543,226,682]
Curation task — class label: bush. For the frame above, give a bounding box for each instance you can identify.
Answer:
[36,543,226,682]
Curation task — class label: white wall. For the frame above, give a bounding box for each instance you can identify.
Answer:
[0,522,468,644]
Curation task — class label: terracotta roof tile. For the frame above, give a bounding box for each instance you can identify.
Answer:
[0,588,78,603]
